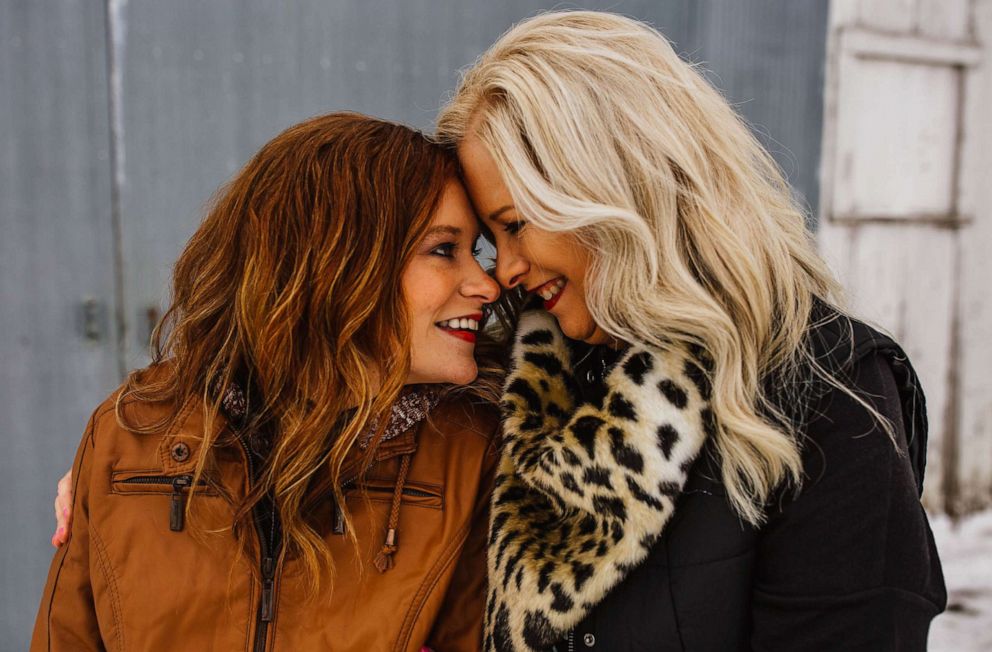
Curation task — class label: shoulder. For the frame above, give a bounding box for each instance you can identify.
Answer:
[794,300,929,492]
[804,300,899,377]
[430,395,501,440]
[418,396,501,471]
[416,396,501,494]
[757,351,943,613]
[87,363,214,450]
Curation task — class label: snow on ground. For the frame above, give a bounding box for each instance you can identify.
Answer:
[928,509,992,651]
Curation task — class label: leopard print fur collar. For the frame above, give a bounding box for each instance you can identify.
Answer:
[485,310,713,651]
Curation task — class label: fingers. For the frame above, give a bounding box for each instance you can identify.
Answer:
[52,469,73,548]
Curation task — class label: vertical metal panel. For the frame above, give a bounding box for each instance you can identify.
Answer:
[675,0,830,217]
[114,0,829,370]
[0,0,830,645]
[0,1,118,647]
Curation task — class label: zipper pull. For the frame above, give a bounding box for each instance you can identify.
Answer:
[332,496,346,535]
[170,475,192,532]
[260,556,276,622]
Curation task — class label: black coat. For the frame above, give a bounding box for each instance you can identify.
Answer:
[557,311,946,651]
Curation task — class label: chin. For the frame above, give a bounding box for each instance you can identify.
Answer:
[411,360,479,386]
[553,313,596,343]
[445,362,480,386]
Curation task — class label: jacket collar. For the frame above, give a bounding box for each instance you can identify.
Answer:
[216,378,437,481]
[485,310,712,650]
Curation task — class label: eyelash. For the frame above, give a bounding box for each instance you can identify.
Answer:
[431,242,483,258]
[504,220,526,235]
[431,243,457,258]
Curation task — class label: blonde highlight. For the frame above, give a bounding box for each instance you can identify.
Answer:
[116,113,465,596]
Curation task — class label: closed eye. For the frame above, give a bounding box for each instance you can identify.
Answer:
[504,220,526,235]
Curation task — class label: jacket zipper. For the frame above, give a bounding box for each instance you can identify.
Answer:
[567,629,575,652]
[237,442,418,647]
[235,433,281,652]
[117,474,206,532]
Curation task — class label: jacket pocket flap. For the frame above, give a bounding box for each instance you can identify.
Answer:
[346,479,443,510]
[111,469,218,496]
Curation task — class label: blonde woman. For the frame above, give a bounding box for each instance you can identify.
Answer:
[436,11,945,651]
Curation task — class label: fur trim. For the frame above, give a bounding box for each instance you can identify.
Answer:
[484,311,712,651]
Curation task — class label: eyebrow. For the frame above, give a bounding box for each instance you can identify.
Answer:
[488,205,515,221]
[424,225,462,237]
[423,224,482,243]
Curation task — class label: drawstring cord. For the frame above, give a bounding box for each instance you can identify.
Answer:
[373,453,412,573]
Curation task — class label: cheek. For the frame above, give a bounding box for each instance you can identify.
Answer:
[523,232,579,276]
[402,266,447,327]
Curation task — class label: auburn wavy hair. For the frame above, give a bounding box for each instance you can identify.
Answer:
[116,112,464,593]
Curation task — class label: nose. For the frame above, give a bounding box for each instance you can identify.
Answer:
[463,262,501,304]
[494,245,529,290]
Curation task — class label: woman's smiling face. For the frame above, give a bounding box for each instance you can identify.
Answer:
[402,179,501,385]
[457,134,612,345]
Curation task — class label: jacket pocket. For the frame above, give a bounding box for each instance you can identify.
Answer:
[346,479,444,510]
[111,469,218,532]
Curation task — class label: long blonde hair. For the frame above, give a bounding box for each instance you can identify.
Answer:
[437,10,847,525]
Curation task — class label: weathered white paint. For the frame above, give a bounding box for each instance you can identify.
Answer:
[918,0,973,40]
[819,224,957,507]
[843,28,981,65]
[821,0,991,513]
[857,0,918,33]
[833,56,959,218]
[955,0,992,513]
[850,0,973,39]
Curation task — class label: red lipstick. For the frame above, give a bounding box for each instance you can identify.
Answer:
[444,330,477,343]
[436,312,484,344]
[531,278,566,311]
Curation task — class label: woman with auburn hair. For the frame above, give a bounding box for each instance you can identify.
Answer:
[435,10,945,651]
[35,112,501,651]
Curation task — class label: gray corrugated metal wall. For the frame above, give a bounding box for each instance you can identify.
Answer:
[1,0,121,645]
[0,1,828,646]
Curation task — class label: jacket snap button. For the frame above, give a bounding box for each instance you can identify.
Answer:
[585,369,597,384]
[583,633,595,647]
[171,442,191,463]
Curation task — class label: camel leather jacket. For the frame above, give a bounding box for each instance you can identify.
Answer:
[31,382,498,652]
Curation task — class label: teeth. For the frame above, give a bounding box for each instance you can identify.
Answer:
[539,279,565,301]
[439,318,479,332]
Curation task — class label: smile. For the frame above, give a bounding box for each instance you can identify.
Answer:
[435,313,483,343]
[533,277,566,310]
